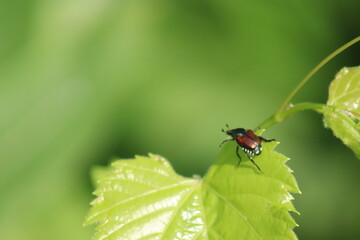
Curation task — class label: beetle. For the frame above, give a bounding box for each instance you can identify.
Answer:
[219,124,275,172]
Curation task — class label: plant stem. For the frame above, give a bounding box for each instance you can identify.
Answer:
[275,36,360,116]
[258,102,326,130]
[258,36,360,131]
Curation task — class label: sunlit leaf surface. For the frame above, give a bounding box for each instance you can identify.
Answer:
[85,154,207,240]
[324,66,360,158]
[203,141,300,239]
[85,143,300,240]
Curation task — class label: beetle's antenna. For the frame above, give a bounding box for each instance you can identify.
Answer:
[222,124,230,133]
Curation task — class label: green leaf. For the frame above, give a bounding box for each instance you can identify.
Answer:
[324,66,360,158]
[84,154,207,239]
[203,141,300,239]
[85,144,300,240]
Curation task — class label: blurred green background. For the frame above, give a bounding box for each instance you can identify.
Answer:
[1,0,360,239]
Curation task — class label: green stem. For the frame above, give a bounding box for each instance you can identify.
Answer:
[275,36,360,116]
[258,36,360,131]
[258,103,326,130]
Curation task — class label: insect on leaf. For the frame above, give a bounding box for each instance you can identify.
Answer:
[203,141,300,239]
[324,66,360,159]
[85,142,300,240]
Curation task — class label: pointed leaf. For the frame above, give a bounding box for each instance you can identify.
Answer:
[203,141,300,239]
[84,154,206,240]
[85,143,300,239]
[324,66,360,158]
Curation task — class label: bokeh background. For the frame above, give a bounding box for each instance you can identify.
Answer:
[1,1,360,239]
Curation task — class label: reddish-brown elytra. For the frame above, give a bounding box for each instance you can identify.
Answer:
[219,124,275,172]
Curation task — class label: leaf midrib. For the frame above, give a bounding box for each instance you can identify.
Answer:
[203,182,264,240]
[160,180,202,240]
[87,180,196,223]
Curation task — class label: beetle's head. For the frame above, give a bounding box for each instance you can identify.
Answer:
[221,125,245,138]
[221,124,231,136]
[222,128,232,136]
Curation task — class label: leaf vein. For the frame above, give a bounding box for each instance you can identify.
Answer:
[204,183,264,240]
[160,181,201,239]
[88,180,196,222]
[333,88,360,102]
[104,177,160,189]
[105,206,174,239]
[117,162,180,182]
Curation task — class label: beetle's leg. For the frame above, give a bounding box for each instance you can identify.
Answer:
[219,138,233,147]
[247,155,263,173]
[236,145,242,167]
[259,136,276,142]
